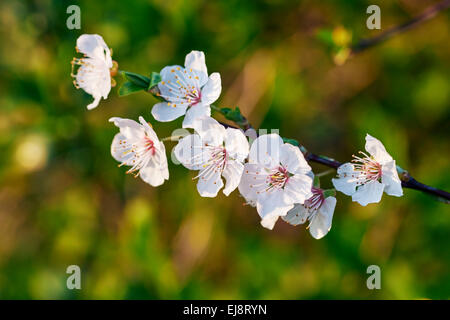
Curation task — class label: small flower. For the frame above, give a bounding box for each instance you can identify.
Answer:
[174,117,249,197]
[71,34,117,110]
[332,134,403,206]
[282,187,337,239]
[238,134,313,230]
[151,51,221,128]
[109,116,169,187]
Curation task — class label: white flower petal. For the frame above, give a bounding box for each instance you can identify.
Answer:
[222,160,244,196]
[280,143,311,175]
[191,116,226,146]
[174,134,205,170]
[184,50,208,79]
[109,117,145,140]
[283,174,313,204]
[260,214,281,231]
[139,140,169,187]
[365,134,393,165]
[224,128,249,162]
[138,116,159,143]
[159,142,170,180]
[87,95,102,110]
[352,180,385,206]
[151,102,187,122]
[160,65,183,80]
[200,73,221,105]
[382,160,403,197]
[248,134,284,168]
[238,163,266,203]
[332,163,358,196]
[139,157,167,187]
[77,34,105,55]
[76,34,112,67]
[282,204,310,226]
[256,190,295,230]
[309,197,336,239]
[182,104,211,128]
[111,133,134,164]
[75,58,111,94]
[196,169,224,197]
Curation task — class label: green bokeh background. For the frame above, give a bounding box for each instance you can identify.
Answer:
[0,0,449,299]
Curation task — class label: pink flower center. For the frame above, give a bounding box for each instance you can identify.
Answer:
[156,67,203,108]
[267,166,290,190]
[352,151,382,184]
[115,134,158,177]
[192,145,228,181]
[248,166,292,196]
[304,187,325,212]
[143,136,156,156]
[186,88,202,106]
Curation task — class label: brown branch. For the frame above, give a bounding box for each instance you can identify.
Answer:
[216,115,450,202]
[351,0,450,55]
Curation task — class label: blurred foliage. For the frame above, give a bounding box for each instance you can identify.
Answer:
[0,0,449,299]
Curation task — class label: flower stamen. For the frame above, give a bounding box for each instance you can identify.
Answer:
[113,135,157,177]
[191,145,227,181]
[351,151,382,185]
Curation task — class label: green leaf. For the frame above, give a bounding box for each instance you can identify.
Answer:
[282,138,299,146]
[121,71,150,89]
[148,72,161,90]
[220,106,245,123]
[118,81,144,96]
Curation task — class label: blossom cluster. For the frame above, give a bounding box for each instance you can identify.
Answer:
[71,34,404,239]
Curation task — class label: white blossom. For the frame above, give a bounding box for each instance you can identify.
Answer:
[282,187,337,239]
[71,34,115,110]
[238,134,313,230]
[109,116,169,187]
[332,134,403,206]
[174,117,249,197]
[151,51,221,128]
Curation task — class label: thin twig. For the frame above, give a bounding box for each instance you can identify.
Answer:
[316,169,336,178]
[216,117,450,202]
[161,135,184,142]
[351,0,450,54]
